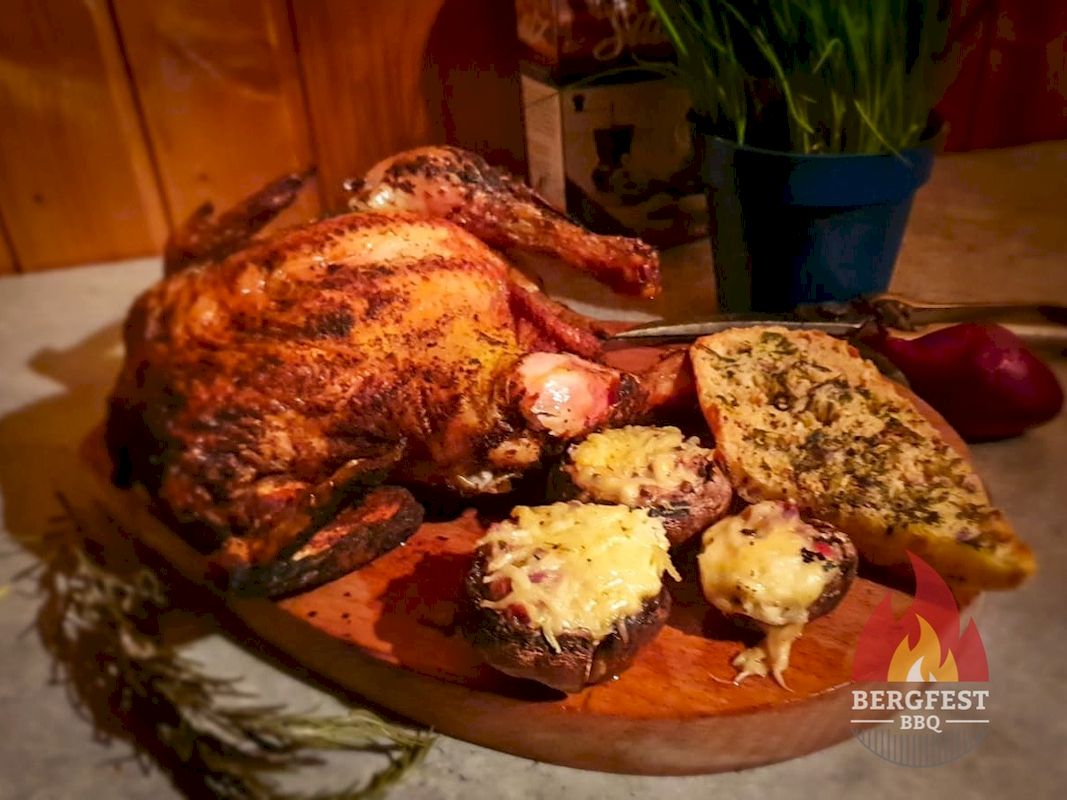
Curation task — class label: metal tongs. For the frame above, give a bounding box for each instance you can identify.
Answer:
[610,294,1067,349]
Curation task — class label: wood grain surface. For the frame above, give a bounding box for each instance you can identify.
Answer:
[290,0,446,209]
[0,0,168,270]
[79,425,900,774]
[0,0,525,268]
[0,221,15,274]
[77,371,973,774]
[111,0,319,227]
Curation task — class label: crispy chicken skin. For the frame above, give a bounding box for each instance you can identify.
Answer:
[108,148,662,589]
[109,212,643,560]
[348,146,661,298]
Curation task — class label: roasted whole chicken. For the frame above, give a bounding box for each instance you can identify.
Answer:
[108,146,677,595]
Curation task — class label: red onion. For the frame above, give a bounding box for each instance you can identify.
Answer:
[862,323,1064,441]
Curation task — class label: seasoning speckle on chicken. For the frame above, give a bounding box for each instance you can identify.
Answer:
[107,148,664,595]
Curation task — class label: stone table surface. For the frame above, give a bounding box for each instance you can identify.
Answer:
[1,142,1066,799]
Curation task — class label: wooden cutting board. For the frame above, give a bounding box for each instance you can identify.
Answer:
[76,381,971,776]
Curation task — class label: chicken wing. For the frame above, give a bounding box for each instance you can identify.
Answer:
[348,146,661,298]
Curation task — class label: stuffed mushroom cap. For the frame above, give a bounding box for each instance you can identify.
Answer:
[698,500,857,685]
[467,501,679,691]
[558,425,732,546]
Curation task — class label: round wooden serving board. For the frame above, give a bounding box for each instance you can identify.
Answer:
[76,379,971,776]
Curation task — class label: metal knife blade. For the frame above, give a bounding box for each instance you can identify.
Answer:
[608,296,1067,350]
[609,316,869,342]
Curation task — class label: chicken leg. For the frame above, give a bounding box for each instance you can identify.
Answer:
[347,146,662,299]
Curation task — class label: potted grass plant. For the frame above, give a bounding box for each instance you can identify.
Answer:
[649,0,951,311]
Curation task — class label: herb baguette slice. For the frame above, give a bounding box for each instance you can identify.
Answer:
[691,327,1034,593]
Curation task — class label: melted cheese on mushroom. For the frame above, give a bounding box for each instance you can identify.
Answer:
[698,501,837,686]
[480,502,679,651]
[567,425,711,507]
[699,502,831,626]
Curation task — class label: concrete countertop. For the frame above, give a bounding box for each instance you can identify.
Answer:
[1,143,1065,799]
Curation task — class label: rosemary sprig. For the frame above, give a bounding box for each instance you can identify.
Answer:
[26,495,434,799]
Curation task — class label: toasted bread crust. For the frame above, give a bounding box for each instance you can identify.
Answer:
[691,327,1034,593]
[466,550,670,693]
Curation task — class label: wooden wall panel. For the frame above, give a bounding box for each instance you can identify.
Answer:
[0,0,167,271]
[112,0,318,227]
[424,0,525,175]
[290,0,446,209]
[0,0,527,269]
[0,215,16,274]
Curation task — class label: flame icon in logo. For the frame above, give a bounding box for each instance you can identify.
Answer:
[887,616,959,681]
[853,553,988,682]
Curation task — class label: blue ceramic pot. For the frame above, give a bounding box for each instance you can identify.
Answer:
[698,133,936,312]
